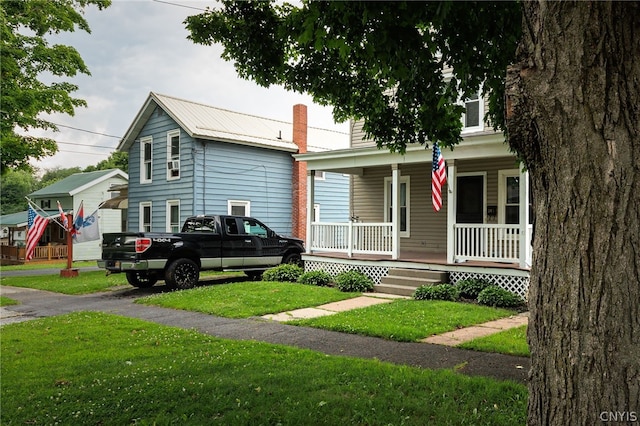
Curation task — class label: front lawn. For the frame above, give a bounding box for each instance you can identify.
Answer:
[458,325,530,357]
[0,270,128,294]
[0,296,18,306]
[136,281,360,318]
[0,312,527,425]
[290,299,518,342]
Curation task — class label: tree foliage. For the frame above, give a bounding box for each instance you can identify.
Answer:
[0,170,37,215]
[186,1,520,153]
[83,150,127,173]
[0,0,110,175]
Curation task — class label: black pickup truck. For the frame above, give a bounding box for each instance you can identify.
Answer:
[98,215,304,289]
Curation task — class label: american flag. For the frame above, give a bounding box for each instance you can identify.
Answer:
[432,142,447,212]
[26,206,49,261]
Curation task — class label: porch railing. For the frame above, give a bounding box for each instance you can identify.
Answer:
[454,224,532,264]
[310,222,393,257]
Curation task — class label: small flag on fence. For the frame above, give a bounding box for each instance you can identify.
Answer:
[26,206,50,261]
[432,142,447,212]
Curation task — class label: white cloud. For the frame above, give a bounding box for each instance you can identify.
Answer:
[29,0,349,172]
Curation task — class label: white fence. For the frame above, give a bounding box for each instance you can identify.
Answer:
[310,222,393,257]
[454,224,532,264]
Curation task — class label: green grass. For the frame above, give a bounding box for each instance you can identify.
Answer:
[0,270,128,294]
[458,325,530,357]
[0,312,527,425]
[0,260,96,271]
[0,296,18,306]
[290,299,518,342]
[137,281,359,318]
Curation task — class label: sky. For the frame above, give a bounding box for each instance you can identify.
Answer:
[28,0,350,173]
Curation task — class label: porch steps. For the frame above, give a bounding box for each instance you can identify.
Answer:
[375,268,449,297]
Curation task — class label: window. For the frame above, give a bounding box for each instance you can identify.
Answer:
[166,130,180,180]
[384,176,410,237]
[242,218,268,237]
[498,170,533,225]
[314,171,326,180]
[461,90,484,133]
[166,200,180,232]
[228,200,250,216]
[182,217,218,233]
[40,200,51,209]
[140,136,153,183]
[139,202,152,232]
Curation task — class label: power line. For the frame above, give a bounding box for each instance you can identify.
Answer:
[50,122,121,139]
[152,0,209,12]
[55,140,118,150]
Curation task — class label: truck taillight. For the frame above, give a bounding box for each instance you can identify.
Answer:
[135,238,152,253]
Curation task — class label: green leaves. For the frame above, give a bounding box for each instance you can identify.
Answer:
[185,1,521,152]
[0,0,110,175]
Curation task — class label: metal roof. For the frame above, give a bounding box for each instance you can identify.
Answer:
[29,169,128,198]
[0,211,28,227]
[118,92,348,153]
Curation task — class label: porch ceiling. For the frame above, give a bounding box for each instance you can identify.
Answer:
[294,133,510,173]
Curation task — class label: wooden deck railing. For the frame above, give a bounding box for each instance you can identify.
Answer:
[1,244,68,262]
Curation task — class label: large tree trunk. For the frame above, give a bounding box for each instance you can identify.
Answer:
[507,2,640,425]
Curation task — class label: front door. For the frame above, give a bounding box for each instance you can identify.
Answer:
[456,175,484,223]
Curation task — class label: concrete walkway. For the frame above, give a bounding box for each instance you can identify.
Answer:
[263,293,528,348]
[0,285,530,383]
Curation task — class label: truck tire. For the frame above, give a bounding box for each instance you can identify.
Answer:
[126,271,158,288]
[282,252,302,266]
[165,258,200,290]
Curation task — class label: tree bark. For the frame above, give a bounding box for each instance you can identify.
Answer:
[507,2,640,424]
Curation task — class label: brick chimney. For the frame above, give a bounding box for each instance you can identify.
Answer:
[291,104,307,240]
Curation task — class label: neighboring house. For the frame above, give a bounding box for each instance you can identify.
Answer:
[24,169,128,261]
[295,90,532,299]
[117,92,349,239]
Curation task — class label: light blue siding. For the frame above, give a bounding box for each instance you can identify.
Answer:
[191,140,294,236]
[315,172,350,222]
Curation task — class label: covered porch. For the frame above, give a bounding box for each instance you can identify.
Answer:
[295,134,533,271]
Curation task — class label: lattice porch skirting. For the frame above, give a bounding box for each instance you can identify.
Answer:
[304,258,530,300]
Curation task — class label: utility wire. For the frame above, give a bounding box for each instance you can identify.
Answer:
[51,123,121,139]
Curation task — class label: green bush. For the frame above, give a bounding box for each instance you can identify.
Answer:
[334,270,374,292]
[298,270,334,287]
[456,278,494,299]
[477,285,524,308]
[413,284,460,301]
[262,264,304,282]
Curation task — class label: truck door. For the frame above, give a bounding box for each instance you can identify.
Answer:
[241,218,281,267]
[221,217,253,268]
[181,217,223,268]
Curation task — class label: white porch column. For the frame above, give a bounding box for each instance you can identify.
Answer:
[519,168,529,268]
[305,169,315,254]
[446,160,457,264]
[391,164,400,260]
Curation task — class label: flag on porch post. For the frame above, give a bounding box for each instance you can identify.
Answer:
[432,142,447,212]
[26,205,50,260]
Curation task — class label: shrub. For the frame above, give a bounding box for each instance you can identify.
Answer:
[334,270,374,292]
[298,270,333,287]
[262,264,304,282]
[456,278,494,299]
[413,284,460,301]
[477,285,524,308]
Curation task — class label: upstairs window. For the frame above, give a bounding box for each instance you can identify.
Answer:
[461,90,484,133]
[140,136,153,184]
[167,130,180,180]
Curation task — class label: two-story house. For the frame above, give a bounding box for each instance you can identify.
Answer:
[117,92,349,239]
[295,90,532,299]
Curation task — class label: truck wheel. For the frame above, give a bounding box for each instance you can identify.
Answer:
[126,272,157,288]
[165,258,200,290]
[282,252,302,266]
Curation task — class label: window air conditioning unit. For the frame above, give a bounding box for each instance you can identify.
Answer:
[167,160,180,170]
